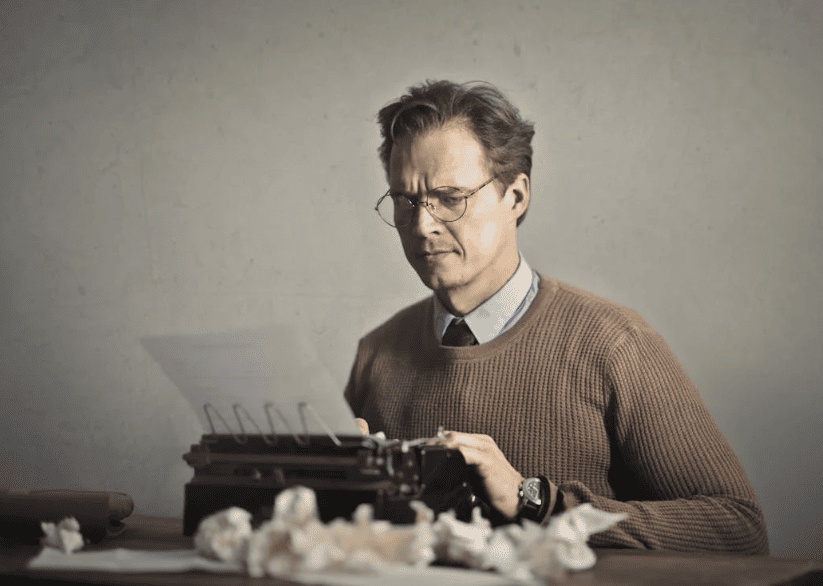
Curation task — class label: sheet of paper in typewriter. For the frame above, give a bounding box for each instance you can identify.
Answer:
[141,325,362,437]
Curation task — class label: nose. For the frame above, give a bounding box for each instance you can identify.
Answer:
[407,199,440,234]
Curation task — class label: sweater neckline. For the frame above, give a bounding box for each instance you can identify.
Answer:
[424,275,558,360]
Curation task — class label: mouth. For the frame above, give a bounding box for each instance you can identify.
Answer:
[417,250,453,259]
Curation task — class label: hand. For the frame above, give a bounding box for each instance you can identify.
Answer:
[435,430,524,519]
[355,418,370,435]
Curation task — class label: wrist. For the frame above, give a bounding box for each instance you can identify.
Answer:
[498,475,525,519]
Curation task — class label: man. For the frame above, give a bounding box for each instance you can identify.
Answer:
[344,80,769,554]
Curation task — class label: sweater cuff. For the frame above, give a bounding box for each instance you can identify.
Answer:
[551,485,565,515]
[543,480,566,524]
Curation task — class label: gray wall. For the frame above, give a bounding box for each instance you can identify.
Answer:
[1,0,821,558]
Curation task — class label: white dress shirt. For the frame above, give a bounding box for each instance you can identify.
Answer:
[434,254,540,345]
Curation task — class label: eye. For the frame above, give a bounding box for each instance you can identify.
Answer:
[390,194,415,206]
[431,188,463,207]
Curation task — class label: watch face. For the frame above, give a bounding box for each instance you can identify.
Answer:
[523,478,541,503]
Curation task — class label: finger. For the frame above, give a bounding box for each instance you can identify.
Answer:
[355,418,369,435]
[450,443,503,469]
[436,431,495,451]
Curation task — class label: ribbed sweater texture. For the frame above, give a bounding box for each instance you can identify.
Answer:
[344,277,769,554]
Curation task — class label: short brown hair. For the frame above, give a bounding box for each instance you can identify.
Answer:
[377,80,535,225]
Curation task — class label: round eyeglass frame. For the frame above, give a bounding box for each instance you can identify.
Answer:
[374,175,497,228]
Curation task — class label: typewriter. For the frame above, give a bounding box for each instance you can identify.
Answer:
[182,431,501,536]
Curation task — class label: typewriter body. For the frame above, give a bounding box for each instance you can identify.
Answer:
[182,432,494,535]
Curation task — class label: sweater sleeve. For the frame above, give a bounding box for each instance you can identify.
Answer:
[561,324,770,555]
[343,338,367,417]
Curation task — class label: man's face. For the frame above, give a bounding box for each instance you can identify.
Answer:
[388,123,526,312]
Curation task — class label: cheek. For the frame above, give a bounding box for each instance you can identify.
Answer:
[477,221,500,249]
[397,230,413,253]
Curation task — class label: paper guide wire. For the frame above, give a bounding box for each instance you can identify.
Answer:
[203,402,343,446]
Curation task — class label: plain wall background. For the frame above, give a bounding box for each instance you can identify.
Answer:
[1,0,821,558]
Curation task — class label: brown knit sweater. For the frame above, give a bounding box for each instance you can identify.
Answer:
[344,277,770,554]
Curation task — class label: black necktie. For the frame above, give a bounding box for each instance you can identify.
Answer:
[442,318,478,347]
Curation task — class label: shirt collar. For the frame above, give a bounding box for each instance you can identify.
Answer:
[435,254,534,345]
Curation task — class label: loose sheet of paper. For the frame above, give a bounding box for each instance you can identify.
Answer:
[29,548,242,573]
[140,326,361,437]
[29,548,512,585]
[28,493,626,585]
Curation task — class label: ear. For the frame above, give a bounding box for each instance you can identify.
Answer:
[505,173,530,223]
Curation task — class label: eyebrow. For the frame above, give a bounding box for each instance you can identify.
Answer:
[388,190,419,198]
[389,185,461,196]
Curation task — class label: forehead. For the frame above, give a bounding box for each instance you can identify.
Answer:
[389,123,490,189]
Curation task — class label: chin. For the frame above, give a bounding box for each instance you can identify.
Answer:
[415,271,462,295]
[411,259,458,287]
[414,273,440,292]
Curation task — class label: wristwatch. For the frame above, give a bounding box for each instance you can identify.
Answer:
[517,477,544,522]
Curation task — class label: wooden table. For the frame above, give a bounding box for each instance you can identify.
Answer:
[2,513,821,585]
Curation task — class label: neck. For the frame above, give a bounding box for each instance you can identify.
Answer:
[436,249,521,316]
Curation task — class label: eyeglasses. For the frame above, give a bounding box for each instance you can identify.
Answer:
[375,176,497,228]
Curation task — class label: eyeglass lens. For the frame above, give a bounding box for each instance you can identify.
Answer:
[377,188,467,227]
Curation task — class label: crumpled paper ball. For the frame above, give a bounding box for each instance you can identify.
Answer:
[342,503,437,569]
[547,503,627,570]
[195,487,627,582]
[245,497,437,577]
[40,517,84,554]
[244,485,321,577]
[193,506,253,563]
[431,503,627,581]
[431,507,492,569]
[271,485,318,527]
